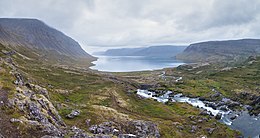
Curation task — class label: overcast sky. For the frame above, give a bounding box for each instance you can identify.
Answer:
[1,0,260,53]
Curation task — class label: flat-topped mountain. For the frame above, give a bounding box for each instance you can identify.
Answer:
[97,45,187,58]
[0,18,95,66]
[176,39,260,62]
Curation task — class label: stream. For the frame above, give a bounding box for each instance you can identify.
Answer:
[137,89,260,138]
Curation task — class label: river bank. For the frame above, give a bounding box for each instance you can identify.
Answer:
[136,89,260,138]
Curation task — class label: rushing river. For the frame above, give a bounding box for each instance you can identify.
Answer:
[137,89,260,138]
[90,56,185,72]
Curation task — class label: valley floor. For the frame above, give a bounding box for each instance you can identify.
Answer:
[2,44,258,137]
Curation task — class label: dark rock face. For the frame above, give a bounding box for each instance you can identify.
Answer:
[0,18,94,60]
[176,39,260,62]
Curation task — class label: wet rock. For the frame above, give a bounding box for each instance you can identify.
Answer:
[219,105,229,111]
[210,91,221,98]
[215,113,222,120]
[251,96,260,105]
[207,102,217,110]
[230,115,237,120]
[206,128,215,135]
[227,101,240,108]
[198,97,206,101]
[66,110,80,119]
[245,105,253,111]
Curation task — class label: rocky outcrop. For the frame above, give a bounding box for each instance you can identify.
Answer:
[2,56,65,137]
[89,120,160,138]
[1,48,162,138]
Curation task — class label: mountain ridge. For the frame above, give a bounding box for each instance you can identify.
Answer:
[96,45,187,58]
[0,18,95,66]
[176,39,260,62]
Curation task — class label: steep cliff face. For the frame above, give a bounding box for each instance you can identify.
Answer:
[0,18,95,65]
[176,39,260,62]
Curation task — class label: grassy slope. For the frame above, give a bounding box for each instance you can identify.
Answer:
[0,44,239,137]
[169,59,260,97]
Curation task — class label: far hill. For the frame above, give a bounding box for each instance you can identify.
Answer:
[96,45,187,58]
[176,39,260,62]
[0,18,95,67]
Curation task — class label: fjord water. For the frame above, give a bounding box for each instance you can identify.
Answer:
[90,56,185,72]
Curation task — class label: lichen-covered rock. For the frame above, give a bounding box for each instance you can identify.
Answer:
[123,120,160,138]
[66,110,81,119]
[70,126,91,138]
[89,120,160,138]
[89,122,116,135]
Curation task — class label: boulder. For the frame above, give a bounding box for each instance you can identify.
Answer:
[125,120,160,138]
[70,126,90,138]
[89,122,115,135]
[215,113,222,120]
[190,125,197,133]
[199,110,209,116]
[219,105,229,111]
[66,110,80,119]
[230,116,237,120]
[206,128,215,135]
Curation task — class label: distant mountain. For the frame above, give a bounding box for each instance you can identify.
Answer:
[96,45,187,58]
[176,39,260,62]
[0,18,95,66]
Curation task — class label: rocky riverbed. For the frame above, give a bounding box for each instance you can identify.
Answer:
[136,89,260,138]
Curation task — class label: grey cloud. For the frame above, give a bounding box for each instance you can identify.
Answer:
[0,0,259,53]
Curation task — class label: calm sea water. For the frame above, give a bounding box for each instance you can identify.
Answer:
[90,56,185,72]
